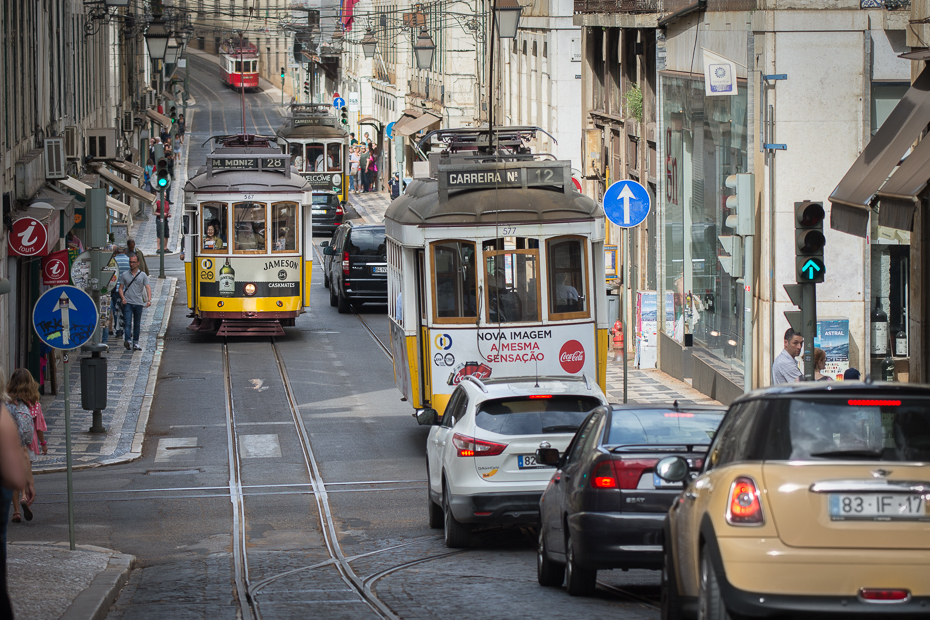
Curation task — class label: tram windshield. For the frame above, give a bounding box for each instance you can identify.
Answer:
[547,237,588,318]
[233,202,267,253]
[201,202,227,252]
[483,238,539,323]
[271,203,297,252]
[432,241,477,321]
[307,143,326,171]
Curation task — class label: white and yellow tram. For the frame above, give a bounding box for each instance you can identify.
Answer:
[183,134,314,336]
[276,103,350,204]
[386,127,609,417]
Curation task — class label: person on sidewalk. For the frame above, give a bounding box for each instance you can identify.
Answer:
[104,246,132,344]
[349,132,357,146]
[119,255,152,352]
[358,147,370,194]
[814,348,833,381]
[367,148,379,192]
[177,114,186,145]
[349,147,360,193]
[772,328,803,384]
[389,172,400,199]
[126,238,149,276]
[6,369,46,524]
[155,198,171,254]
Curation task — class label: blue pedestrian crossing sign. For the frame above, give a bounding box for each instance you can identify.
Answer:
[603,179,651,228]
[33,285,99,350]
[333,97,346,109]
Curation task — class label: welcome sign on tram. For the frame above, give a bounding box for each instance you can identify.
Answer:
[428,325,595,391]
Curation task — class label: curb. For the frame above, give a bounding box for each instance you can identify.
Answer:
[61,547,135,620]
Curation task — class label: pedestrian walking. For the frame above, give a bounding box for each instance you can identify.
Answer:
[771,328,803,384]
[390,172,400,199]
[6,369,46,525]
[143,159,154,193]
[155,198,171,254]
[350,132,358,146]
[105,246,132,344]
[177,114,186,145]
[159,127,170,144]
[358,147,370,193]
[126,238,149,276]
[119,255,152,352]
[349,147,360,193]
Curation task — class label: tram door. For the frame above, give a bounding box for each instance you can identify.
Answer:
[416,250,431,406]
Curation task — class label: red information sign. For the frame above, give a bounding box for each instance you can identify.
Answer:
[8,216,48,257]
[42,249,70,286]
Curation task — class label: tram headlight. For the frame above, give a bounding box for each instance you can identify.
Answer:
[244,283,257,296]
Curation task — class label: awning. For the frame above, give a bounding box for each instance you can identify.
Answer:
[145,109,172,129]
[57,176,133,217]
[829,65,930,237]
[392,109,442,137]
[32,186,76,239]
[161,90,178,103]
[93,164,156,204]
[110,160,144,179]
[357,116,382,128]
[873,133,930,231]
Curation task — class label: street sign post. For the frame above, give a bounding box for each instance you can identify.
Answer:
[33,285,98,551]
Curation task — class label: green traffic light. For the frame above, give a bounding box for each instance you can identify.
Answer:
[158,178,168,187]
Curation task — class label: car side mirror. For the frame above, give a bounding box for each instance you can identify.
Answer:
[655,456,690,483]
[414,407,439,426]
[536,447,561,466]
[323,245,334,256]
[320,241,330,248]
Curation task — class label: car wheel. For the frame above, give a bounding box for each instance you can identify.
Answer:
[329,282,338,307]
[426,465,443,529]
[442,484,471,549]
[661,545,684,620]
[537,529,565,587]
[337,289,351,314]
[699,549,734,620]
[565,531,597,597]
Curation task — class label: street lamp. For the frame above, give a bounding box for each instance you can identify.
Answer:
[165,40,181,65]
[361,29,378,59]
[413,29,436,70]
[177,29,193,51]
[104,0,131,6]
[494,0,523,39]
[145,20,170,61]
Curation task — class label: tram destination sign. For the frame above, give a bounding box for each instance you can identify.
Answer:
[439,163,567,193]
[293,117,337,127]
[210,156,289,173]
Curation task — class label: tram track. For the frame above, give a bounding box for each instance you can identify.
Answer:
[354,311,393,362]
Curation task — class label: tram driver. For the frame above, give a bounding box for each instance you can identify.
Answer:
[555,273,581,313]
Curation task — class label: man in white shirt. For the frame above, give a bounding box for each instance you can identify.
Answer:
[349,147,360,192]
[772,328,803,384]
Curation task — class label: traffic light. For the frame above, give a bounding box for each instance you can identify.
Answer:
[155,156,171,190]
[340,107,348,125]
[280,66,285,80]
[303,80,310,96]
[795,200,825,283]
[724,173,754,235]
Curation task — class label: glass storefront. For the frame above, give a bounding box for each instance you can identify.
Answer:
[661,73,749,375]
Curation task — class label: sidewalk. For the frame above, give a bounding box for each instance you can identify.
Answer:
[606,356,721,406]
[348,189,392,223]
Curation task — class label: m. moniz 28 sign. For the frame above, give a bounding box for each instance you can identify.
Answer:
[210,156,288,172]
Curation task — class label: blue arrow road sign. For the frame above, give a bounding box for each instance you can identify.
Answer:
[333,97,346,109]
[802,259,822,280]
[603,179,651,228]
[386,121,396,140]
[33,285,99,350]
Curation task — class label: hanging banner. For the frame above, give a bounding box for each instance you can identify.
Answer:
[703,49,737,96]
[42,249,71,286]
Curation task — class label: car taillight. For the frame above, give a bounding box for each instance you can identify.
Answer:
[336,204,344,215]
[591,459,658,490]
[342,251,349,275]
[452,433,507,457]
[859,588,909,602]
[726,477,764,526]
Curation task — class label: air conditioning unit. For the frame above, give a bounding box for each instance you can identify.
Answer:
[44,138,67,179]
[86,127,118,160]
[64,126,79,159]
[146,91,156,108]
[122,111,134,134]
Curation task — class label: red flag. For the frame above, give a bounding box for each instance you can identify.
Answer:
[341,0,359,30]
[42,249,70,286]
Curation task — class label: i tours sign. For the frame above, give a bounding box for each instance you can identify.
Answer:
[9,216,48,257]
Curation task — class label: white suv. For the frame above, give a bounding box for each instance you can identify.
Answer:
[418,376,609,548]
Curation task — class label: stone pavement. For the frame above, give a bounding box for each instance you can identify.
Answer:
[348,189,392,223]
[606,356,721,407]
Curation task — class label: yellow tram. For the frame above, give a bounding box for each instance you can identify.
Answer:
[385,127,609,417]
[275,103,350,204]
[183,134,313,336]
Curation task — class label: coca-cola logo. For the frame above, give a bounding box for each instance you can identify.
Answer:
[559,340,585,374]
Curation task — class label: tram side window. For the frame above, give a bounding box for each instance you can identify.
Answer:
[432,241,477,321]
[485,249,540,323]
[327,143,342,171]
[271,203,298,252]
[547,237,588,319]
[235,60,242,73]
[290,144,306,172]
[201,203,227,252]
[306,143,326,171]
[232,202,267,253]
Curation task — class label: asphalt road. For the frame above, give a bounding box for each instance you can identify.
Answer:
[12,57,660,619]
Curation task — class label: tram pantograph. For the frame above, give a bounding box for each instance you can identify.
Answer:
[385,127,609,418]
[183,134,313,336]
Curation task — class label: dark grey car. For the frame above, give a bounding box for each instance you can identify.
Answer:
[322,223,387,313]
[311,192,344,236]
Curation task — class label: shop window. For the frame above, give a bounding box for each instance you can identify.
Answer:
[232,202,267,253]
[306,143,325,171]
[201,202,227,252]
[871,82,909,136]
[327,143,342,171]
[271,202,297,252]
[547,237,588,320]
[432,241,477,322]
[483,237,540,323]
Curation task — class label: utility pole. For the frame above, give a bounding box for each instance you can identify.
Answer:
[82,188,110,433]
[154,144,172,278]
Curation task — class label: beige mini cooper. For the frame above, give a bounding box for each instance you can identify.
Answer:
[658,383,930,619]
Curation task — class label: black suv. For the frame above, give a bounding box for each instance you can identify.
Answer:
[311,192,344,236]
[322,223,387,313]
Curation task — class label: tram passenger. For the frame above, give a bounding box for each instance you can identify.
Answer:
[203,223,224,250]
[555,273,581,313]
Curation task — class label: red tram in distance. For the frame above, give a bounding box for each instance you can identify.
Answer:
[219,40,259,90]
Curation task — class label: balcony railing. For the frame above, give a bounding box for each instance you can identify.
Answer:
[574,0,757,14]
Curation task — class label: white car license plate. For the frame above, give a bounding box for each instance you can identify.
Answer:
[518,454,548,469]
[828,493,928,520]
[372,266,387,274]
[311,209,325,215]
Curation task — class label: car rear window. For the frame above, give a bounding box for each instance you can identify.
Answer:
[346,228,385,257]
[607,409,725,446]
[312,194,339,207]
[765,397,930,461]
[475,396,603,436]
